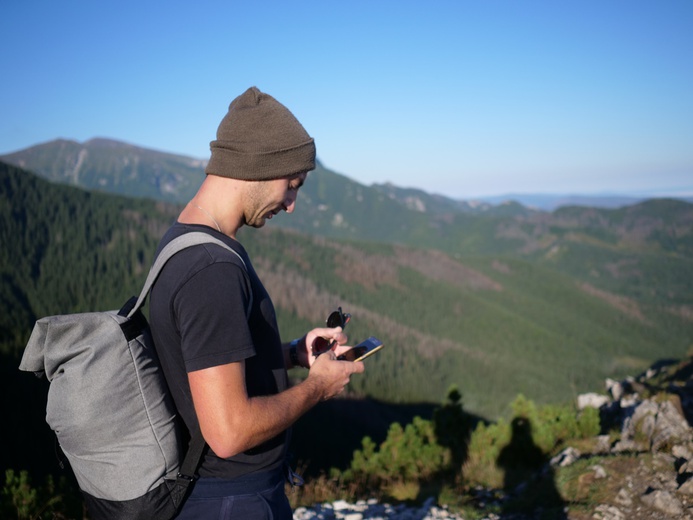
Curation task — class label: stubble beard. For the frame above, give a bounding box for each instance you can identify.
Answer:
[244,182,271,228]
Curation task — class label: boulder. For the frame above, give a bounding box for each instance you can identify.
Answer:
[640,489,684,516]
[577,392,610,410]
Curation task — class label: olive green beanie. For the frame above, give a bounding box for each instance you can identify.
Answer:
[205,87,316,180]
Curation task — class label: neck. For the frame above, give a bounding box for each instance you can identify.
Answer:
[193,204,222,233]
[178,176,245,238]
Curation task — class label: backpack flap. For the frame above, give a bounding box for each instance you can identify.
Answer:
[20,311,123,381]
[19,317,53,377]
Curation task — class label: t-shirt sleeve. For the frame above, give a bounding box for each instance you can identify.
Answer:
[173,260,255,372]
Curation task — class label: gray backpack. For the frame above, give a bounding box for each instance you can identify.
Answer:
[19,232,248,520]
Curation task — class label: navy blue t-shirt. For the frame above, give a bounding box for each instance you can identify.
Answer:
[149,223,289,479]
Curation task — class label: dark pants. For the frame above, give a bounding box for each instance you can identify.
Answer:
[175,468,292,520]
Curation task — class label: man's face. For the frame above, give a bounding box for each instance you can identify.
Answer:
[244,172,308,228]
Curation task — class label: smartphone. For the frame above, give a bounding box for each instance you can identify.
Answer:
[337,336,384,362]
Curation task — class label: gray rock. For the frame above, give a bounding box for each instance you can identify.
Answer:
[593,504,626,519]
[679,460,693,475]
[620,395,640,408]
[673,443,693,461]
[550,446,581,467]
[678,475,693,495]
[606,378,624,401]
[641,489,684,516]
[594,435,612,454]
[591,464,607,479]
[651,400,693,451]
[292,499,467,520]
[578,392,610,410]
[617,398,693,453]
[615,488,633,507]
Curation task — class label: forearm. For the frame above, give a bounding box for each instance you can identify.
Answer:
[190,361,329,459]
[220,377,323,456]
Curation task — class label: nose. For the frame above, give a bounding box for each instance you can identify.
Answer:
[284,192,298,213]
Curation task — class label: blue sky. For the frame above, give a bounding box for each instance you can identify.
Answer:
[1,0,691,199]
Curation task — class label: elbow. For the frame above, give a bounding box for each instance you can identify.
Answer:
[206,439,244,460]
[207,443,240,460]
[203,428,251,459]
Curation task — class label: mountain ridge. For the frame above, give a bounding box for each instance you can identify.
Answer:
[0,138,206,203]
[4,137,691,213]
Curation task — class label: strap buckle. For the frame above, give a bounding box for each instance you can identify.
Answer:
[176,472,196,483]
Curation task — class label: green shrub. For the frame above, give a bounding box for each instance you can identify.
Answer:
[349,417,449,486]
[0,469,67,520]
[510,394,602,452]
[462,420,511,488]
[578,406,601,438]
[1,470,38,519]
[462,395,602,489]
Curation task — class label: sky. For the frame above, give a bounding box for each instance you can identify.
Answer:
[1,0,692,199]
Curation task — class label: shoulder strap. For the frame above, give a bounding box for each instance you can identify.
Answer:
[174,426,207,493]
[127,232,248,319]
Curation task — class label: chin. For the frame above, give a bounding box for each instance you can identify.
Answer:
[251,219,267,229]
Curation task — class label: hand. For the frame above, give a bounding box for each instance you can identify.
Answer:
[307,350,365,401]
[302,326,348,368]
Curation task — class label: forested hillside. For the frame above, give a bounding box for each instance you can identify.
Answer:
[5,139,691,321]
[3,160,692,418]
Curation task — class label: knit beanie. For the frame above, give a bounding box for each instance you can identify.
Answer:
[205,87,316,180]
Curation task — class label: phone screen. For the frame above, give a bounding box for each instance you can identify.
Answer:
[337,336,384,362]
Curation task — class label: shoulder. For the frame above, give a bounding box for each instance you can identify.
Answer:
[158,223,250,272]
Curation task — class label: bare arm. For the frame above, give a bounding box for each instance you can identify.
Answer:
[189,350,364,458]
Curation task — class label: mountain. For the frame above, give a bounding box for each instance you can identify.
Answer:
[476,193,651,211]
[2,159,692,418]
[370,182,538,217]
[3,140,692,312]
[6,138,692,217]
[0,138,206,203]
[0,139,541,249]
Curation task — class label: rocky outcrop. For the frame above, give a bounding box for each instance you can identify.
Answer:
[293,497,467,520]
[568,362,693,519]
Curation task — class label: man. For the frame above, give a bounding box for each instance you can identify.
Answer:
[149,86,364,519]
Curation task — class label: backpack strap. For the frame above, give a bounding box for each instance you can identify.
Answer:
[171,426,207,505]
[126,231,249,319]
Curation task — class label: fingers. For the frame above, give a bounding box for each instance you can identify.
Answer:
[331,344,353,357]
[322,350,337,361]
[309,350,364,392]
[311,326,347,344]
[350,361,365,374]
[308,326,348,358]
[335,361,363,396]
